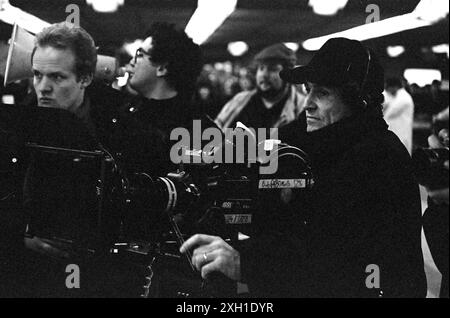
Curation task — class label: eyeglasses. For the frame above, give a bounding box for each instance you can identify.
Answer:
[134,47,152,63]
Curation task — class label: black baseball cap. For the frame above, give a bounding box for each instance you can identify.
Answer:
[280,38,384,96]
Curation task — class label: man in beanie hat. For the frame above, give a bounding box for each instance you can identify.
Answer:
[181,38,426,298]
[215,43,305,131]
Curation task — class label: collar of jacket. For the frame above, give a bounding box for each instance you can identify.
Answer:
[299,111,388,167]
[215,85,304,130]
[273,85,306,128]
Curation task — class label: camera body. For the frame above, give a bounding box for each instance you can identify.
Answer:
[25,139,314,256]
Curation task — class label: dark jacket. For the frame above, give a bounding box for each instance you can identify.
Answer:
[20,83,200,296]
[240,112,426,297]
[423,199,448,298]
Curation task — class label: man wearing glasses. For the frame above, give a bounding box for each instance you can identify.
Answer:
[111,22,203,176]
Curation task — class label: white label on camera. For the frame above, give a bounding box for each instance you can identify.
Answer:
[224,214,252,224]
[258,179,306,189]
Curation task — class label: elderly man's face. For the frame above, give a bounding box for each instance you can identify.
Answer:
[255,61,284,98]
[32,46,88,113]
[304,82,353,132]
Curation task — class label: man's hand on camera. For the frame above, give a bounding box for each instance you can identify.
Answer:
[180,234,241,281]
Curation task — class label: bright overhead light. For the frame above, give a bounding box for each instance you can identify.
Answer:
[0,0,50,34]
[308,0,348,16]
[404,68,441,87]
[432,43,449,57]
[302,13,430,51]
[185,0,237,45]
[413,0,449,23]
[0,0,7,10]
[284,42,299,52]
[227,41,248,56]
[302,0,448,51]
[386,45,405,58]
[86,0,124,13]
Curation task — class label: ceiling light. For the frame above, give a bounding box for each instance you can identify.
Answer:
[403,68,441,87]
[227,41,248,56]
[86,0,124,13]
[302,0,448,51]
[386,45,405,58]
[0,0,50,34]
[0,0,8,10]
[308,0,348,16]
[432,43,449,57]
[284,42,299,52]
[302,13,430,51]
[185,0,237,45]
[413,0,449,23]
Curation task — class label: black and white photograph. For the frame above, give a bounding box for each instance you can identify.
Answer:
[0,0,448,302]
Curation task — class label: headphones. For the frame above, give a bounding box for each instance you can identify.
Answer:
[359,48,372,107]
[345,47,372,107]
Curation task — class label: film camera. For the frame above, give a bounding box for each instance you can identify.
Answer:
[25,141,314,247]
[17,108,314,297]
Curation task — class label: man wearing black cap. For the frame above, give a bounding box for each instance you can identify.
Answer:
[180,38,426,297]
[215,43,305,131]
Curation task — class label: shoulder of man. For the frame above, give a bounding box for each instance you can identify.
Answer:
[289,85,306,112]
[349,124,413,179]
[87,81,128,113]
[215,89,258,129]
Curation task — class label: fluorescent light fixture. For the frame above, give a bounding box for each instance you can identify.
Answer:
[308,0,348,16]
[302,0,448,51]
[413,0,449,23]
[2,95,14,104]
[227,41,248,56]
[284,42,299,52]
[0,0,50,34]
[403,68,441,86]
[123,39,143,57]
[302,13,430,51]
[185,0,237,45]
[86,0,124,13]
[386,45,405,58]
[432,43,449,57]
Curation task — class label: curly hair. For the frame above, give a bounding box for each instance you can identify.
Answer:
[144,22,202,97]
[31,22,97,80]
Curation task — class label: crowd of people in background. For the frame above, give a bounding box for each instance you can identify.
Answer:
[2,56,448,132]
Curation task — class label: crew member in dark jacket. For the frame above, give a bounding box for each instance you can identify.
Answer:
[180,38,426,298]
[21,21,203,297]
[108,22,202,176]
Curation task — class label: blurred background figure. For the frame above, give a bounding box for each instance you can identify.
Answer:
[215,43,305,131]
[383,77,415,154]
